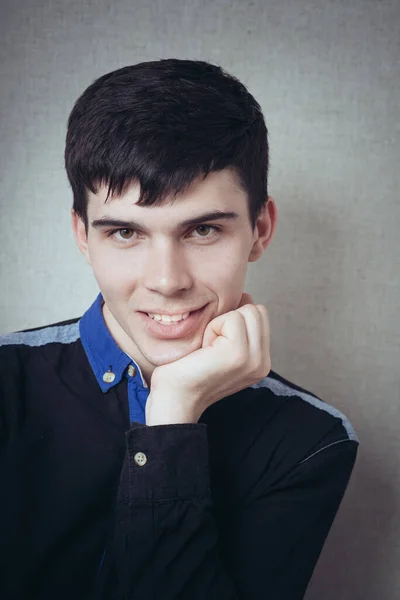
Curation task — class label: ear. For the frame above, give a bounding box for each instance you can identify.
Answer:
[71,210,91,265]
[248,197,278,263]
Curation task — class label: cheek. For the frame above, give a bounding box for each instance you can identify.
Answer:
[211,246,248,281]
[205,247,248,303]
[90,249,135,296]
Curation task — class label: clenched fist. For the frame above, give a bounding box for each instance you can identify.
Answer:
[145,293,271,425]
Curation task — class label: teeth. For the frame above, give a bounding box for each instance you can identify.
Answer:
[147,312,190,323]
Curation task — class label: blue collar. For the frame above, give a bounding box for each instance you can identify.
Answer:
[79,293,148,393]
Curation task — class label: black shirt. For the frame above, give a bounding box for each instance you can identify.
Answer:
[0,296,359,599]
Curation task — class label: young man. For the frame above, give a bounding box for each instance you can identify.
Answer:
[0,59,358,599]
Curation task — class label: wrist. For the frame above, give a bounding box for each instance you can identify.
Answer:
[145,393,201,425]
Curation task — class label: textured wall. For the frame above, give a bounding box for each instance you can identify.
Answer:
[1,0,399,598]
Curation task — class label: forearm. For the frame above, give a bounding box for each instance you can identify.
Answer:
[94,423,240,600]
[93,419,358,600]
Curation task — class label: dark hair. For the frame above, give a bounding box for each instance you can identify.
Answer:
[65,58,269,232]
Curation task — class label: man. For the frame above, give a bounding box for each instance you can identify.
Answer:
[0,59,358,599]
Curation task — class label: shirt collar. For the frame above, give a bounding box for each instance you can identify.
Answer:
[79,293,148,393]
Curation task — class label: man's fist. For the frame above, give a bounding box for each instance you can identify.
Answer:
[145,292,271,425]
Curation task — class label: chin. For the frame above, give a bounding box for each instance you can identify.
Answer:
[141,338,201,366]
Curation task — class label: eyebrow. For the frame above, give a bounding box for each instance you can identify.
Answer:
[91,210,240,232]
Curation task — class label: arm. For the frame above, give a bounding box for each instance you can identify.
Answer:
[93,423,358,600]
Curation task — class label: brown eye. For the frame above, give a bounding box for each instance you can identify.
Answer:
[195,225,212,236]
[118,229,134,239]
[189,224,221,240]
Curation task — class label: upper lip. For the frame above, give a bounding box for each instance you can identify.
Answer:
[140,305,206,315]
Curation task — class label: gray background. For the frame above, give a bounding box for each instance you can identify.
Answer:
[1,0,399,598]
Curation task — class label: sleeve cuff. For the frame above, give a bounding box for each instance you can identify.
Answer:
[122,423,211,502]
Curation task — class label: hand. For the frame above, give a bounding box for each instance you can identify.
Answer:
[145,293,271,425]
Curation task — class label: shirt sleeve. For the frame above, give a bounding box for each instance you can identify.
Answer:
[92,422,358,600]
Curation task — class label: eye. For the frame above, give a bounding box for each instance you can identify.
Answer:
[190,224,221,239]
[195,225,211,236]
[107,224,221,244]
[111,228,135,241]
[119,229,134,239]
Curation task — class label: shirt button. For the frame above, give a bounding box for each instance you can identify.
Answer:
[103,371,116,383]
[128,365,136,377]
[134,452,147,466]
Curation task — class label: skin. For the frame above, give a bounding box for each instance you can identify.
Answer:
[145,293,272,424]
[72,168,278,420]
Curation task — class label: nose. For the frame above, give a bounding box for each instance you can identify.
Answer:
[143,240,193,296]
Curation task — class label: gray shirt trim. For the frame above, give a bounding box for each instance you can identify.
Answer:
[251,376,358,442]
[0,322,80,347]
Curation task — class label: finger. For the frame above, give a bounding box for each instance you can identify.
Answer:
[236,304,263,365]
[202,308,248,349]
[202,295,252,347]
[256,304,271,375]
[236,303,270,375]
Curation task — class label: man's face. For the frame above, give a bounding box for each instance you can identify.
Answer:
[73,168,274,385]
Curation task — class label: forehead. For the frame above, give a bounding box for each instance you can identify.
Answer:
[87,169,248,219]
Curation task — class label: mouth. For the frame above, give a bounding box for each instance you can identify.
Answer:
[138,305,208,340]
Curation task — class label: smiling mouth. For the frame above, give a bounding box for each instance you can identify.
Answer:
[147,313,190,323]
[145,307,205,323]
[138,305,208,339]
[141,304,206,316]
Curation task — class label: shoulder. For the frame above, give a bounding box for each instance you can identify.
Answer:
[0,317,81,349]
[0,317,85,441]
[0,317,83,376]
[251,369,358,443]
[202,368,359,477]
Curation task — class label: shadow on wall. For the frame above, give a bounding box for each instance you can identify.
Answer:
[263,201,398,600]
